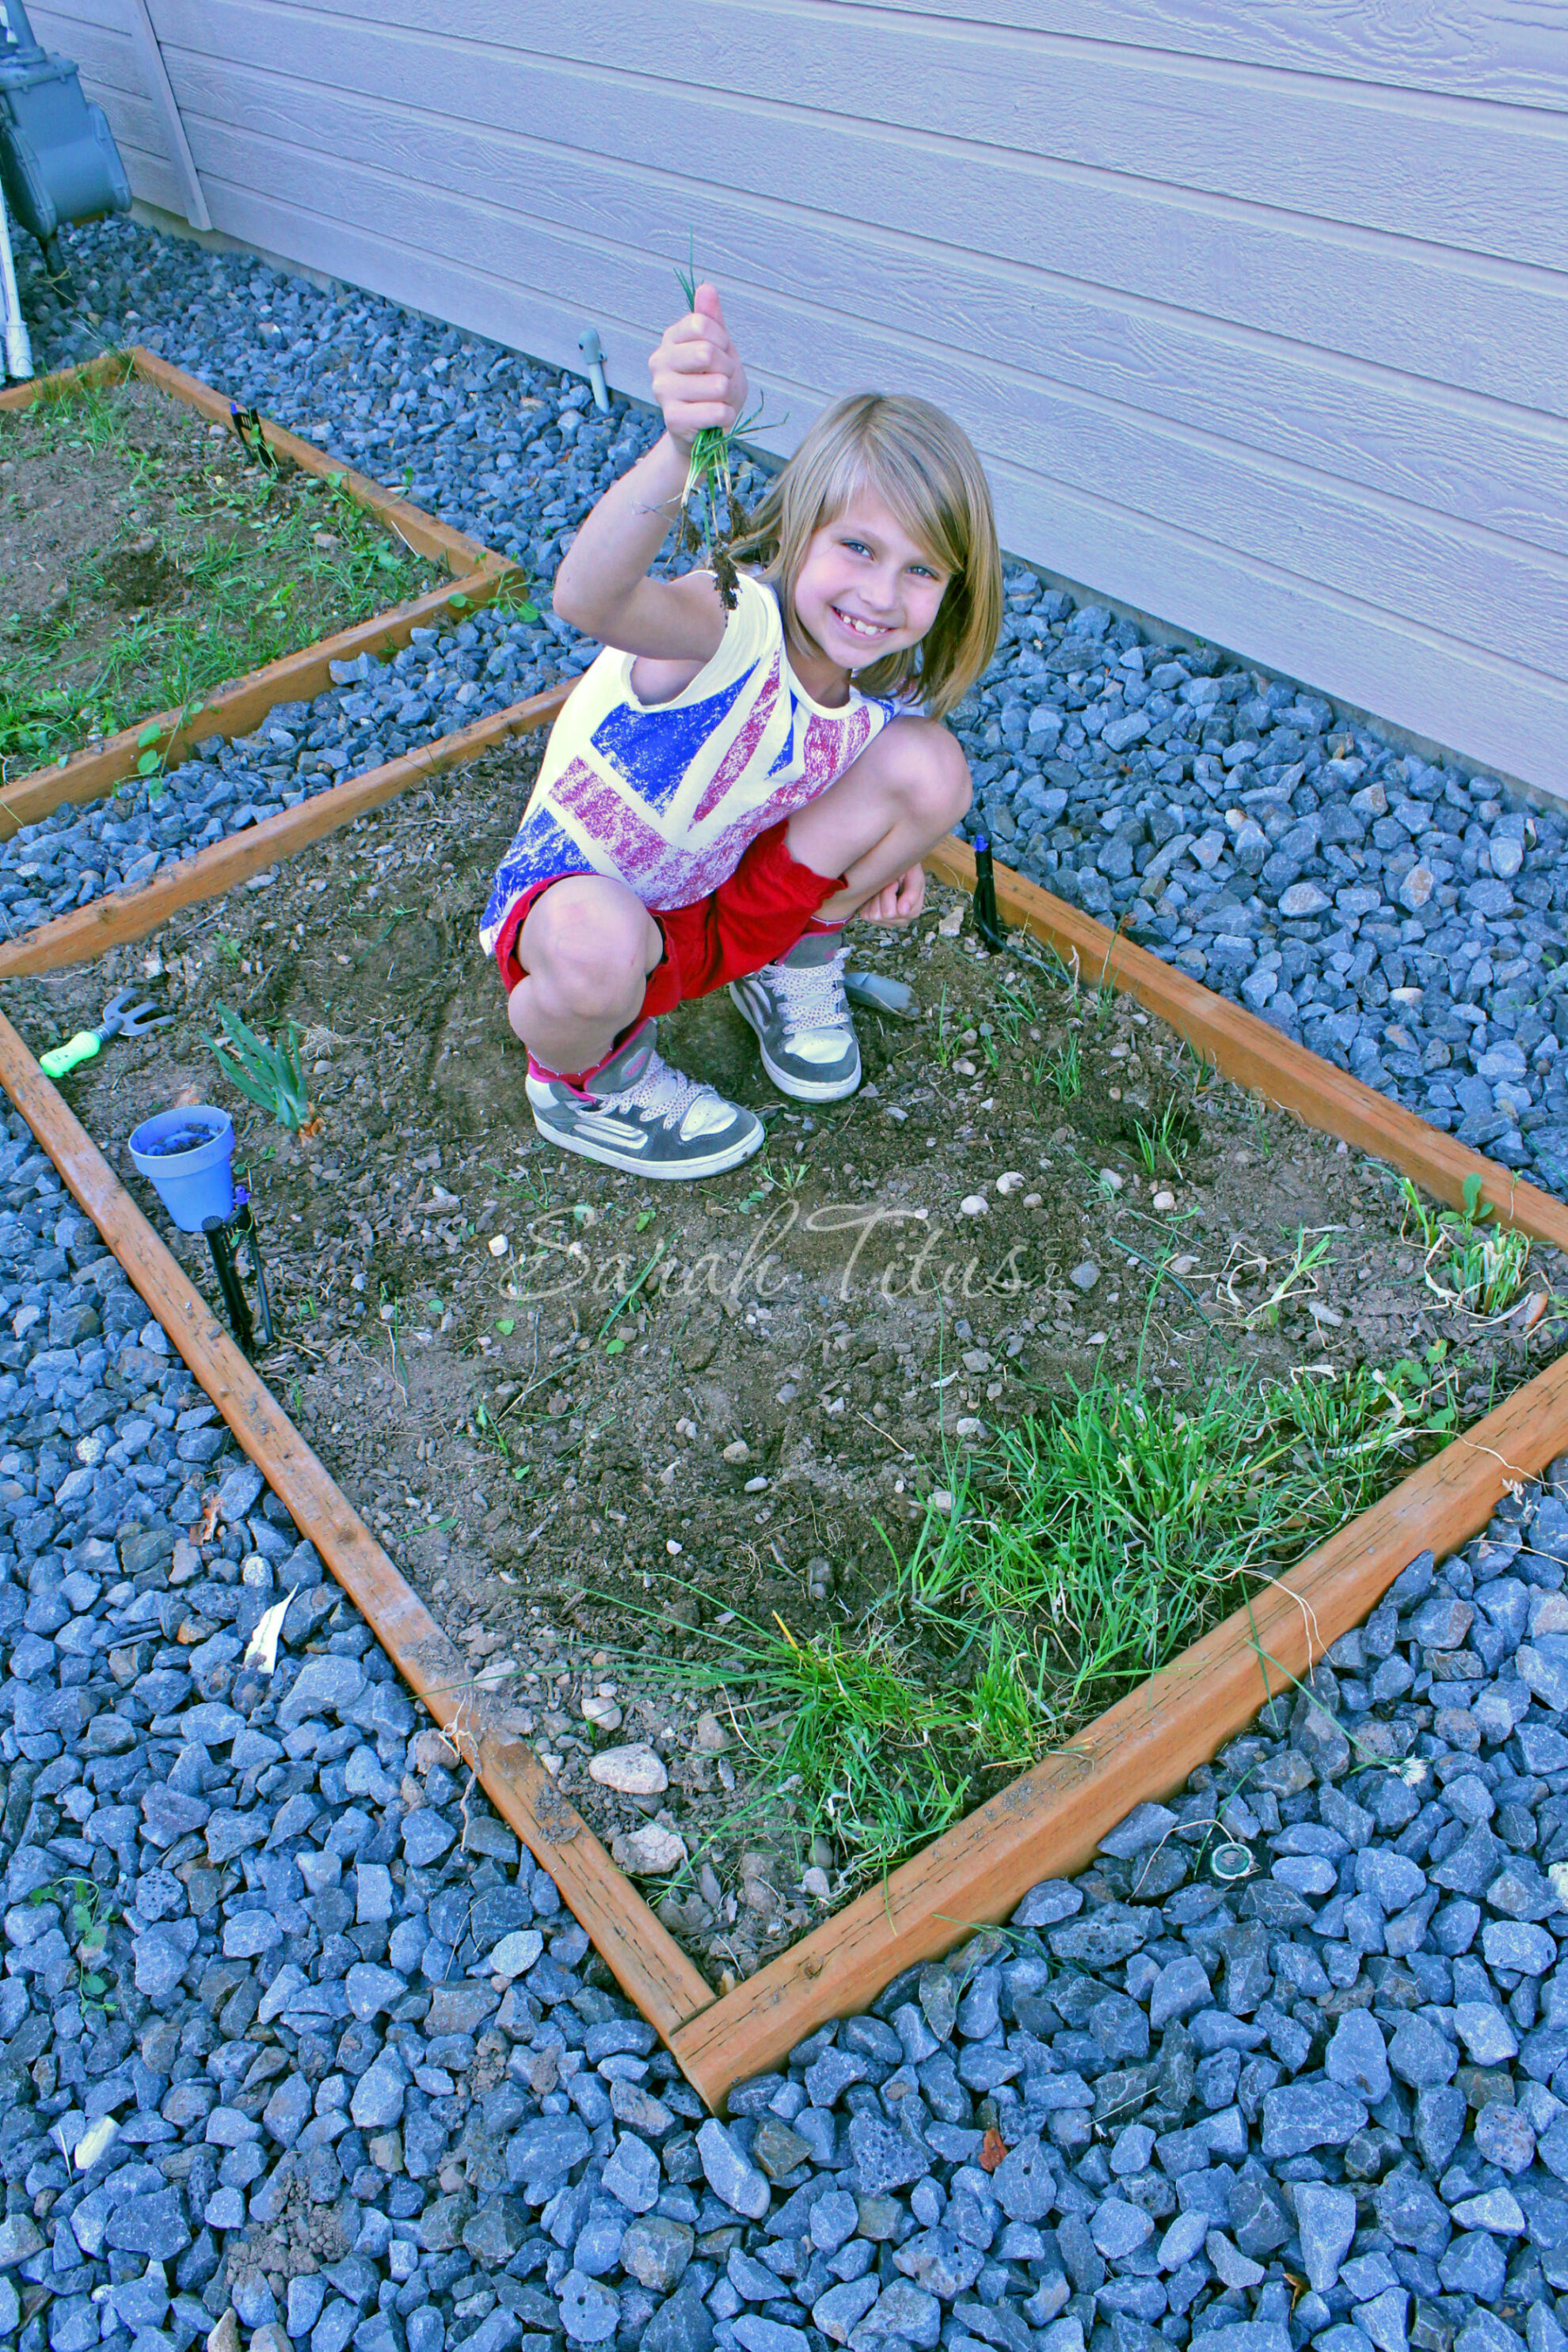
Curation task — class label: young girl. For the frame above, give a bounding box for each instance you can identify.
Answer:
[481,284,1001,1178]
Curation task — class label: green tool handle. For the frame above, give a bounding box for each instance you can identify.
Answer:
[40,1031,102,1079]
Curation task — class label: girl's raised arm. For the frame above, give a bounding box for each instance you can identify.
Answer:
[551,284,746,661]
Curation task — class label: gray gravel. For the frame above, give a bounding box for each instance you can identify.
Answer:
[0,613,588,937]
[2,1100,1567,2352]
[16,219,1565,1198]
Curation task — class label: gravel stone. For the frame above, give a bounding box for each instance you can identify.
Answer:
[696,2118,772,2218]
[1387,2015,1459,2088]
[1296,2183,1357,2292]
[619,2217,694,2294]
[556,2270,618,2344]
[603,2131,660,2213]
[1259,2083,1368,2157]
[1325,2010,1391,2100]
[588,1742,669,1795]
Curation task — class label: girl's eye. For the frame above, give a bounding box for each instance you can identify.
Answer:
[842,539,872,556]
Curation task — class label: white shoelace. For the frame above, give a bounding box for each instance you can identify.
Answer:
[602,1049,722,1133]
[765,951,851,1039]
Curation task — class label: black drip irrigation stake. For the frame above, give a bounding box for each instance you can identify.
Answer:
[202,1194,275,1357]
[971,835,1007,953]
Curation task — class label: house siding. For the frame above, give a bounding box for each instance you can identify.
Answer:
[29,0,1568,792]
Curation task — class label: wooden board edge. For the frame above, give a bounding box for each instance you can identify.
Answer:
[130,348,492,576]
[0,1007,712,2044]
[0,680,574,978]
[923,836,1568,1255]
[670,1345,1568,2104]
[0,350,131,412]
[0,564,516,840]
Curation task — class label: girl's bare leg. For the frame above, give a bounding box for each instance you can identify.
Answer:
[784,715,972,923]
[506,874,663,1074]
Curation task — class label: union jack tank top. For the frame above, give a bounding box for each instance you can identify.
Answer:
[480,576,897,950]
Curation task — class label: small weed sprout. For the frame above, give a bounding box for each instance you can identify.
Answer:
[29,1874,116,2015]
[211,1004,314,1133]
[1044,1035,1081,1104]
[1132,1101,1188,1180]
[1401,1174,1536,1319]
[1221,1226,1338,1330]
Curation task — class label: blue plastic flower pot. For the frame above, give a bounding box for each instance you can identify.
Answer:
[128,1106,235,1233]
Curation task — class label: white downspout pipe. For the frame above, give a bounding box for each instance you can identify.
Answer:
[0,172,33,380]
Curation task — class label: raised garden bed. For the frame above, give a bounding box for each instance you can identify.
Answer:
[0,366,443,781]
[8,738,1563,2027]
[0,349,526,867]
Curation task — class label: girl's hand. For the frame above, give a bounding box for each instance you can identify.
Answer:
[855,864,927,926]
[649,283,748,455]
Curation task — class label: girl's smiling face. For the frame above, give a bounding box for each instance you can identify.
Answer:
[787,487,950,690]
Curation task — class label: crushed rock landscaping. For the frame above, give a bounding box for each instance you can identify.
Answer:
[1,1120,1567,2352]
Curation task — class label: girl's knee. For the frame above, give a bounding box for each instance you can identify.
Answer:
[897,724,971,834]
[517,882,657,1021]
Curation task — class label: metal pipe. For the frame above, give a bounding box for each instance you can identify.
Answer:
[0,2,45,61]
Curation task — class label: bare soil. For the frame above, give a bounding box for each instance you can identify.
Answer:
[0,372,440,770]
[10,738,1562,1991]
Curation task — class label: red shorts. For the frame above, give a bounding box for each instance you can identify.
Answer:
[492,817,844,1025]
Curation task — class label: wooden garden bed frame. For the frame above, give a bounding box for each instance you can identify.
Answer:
[0,347,520,838]
[2,786,1566,2107]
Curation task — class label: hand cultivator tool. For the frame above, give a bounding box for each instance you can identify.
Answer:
[40,985,169,1078]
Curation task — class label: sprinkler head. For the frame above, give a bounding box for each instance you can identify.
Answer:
[1202,1837,1265,1887]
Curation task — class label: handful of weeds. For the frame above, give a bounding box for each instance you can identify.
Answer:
[211,1003,316,1134]
[672,250,769,610]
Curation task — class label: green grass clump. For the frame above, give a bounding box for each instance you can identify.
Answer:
[1132,1098,1188,1179]
[900,1353,1459,1753]
[1401,1173,1539,1319]
[645,1349,1465,1888]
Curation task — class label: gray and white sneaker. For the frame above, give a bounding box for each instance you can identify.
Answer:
[525,1021,763,1180]
[730,931,861,1102]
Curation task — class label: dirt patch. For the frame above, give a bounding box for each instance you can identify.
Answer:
[12,741,1563,1991]
[0,371,440,774]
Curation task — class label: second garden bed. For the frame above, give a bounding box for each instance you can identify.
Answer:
[0,367,443,780]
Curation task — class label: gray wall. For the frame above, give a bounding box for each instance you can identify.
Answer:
[32,1,1568,794]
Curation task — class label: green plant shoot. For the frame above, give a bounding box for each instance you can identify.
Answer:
[210,1004,314,1132]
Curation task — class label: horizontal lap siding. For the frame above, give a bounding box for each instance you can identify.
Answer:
[49,0,1568,792]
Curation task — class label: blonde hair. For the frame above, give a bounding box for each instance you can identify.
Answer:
[730,392,1002,721]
